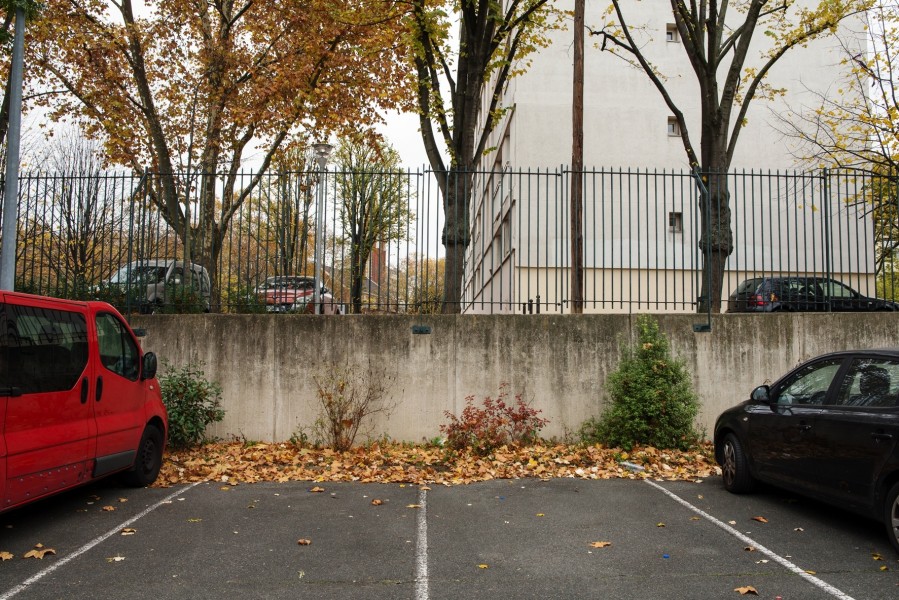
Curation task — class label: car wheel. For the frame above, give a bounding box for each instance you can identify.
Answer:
[721,433,754,493]
[121,425,164,487]
[885,482,899,554]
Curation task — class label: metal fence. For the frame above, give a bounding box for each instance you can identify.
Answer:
[0,167,896,315]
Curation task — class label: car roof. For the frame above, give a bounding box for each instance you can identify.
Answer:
[811,348,899,360]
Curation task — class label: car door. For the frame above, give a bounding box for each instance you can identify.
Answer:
[825,280,874,312]
[91,310,145,477]
[747,357,843,491]
[1,296,94,510]
[809,356,899,513]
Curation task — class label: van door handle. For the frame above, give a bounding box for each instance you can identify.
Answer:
[80,377,88,404]
[95,376,103,402]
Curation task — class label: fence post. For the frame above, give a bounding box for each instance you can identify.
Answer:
[822,168,832,312]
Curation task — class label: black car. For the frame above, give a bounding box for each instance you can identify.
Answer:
[714,349,899,553]
[726,276,899,312]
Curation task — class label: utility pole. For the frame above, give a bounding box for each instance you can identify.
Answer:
[0,7,26,291]
[570,0,585,313]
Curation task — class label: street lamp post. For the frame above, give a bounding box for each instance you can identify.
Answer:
[312,142,333,314]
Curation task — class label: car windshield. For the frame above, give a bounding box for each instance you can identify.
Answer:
[108,265,166,284]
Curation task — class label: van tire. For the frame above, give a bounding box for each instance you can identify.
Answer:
[121,425,163,487]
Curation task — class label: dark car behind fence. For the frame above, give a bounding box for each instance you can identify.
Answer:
[0,167,896,315]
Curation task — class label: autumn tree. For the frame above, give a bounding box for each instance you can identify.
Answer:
[398,254,444,314]
[30,0,411,310]
[408,0,557,313]
[16,128,134,295]
[333,133,412,314]
[779,0,898,174]
[593,0,869,312]
[775,1,899,295]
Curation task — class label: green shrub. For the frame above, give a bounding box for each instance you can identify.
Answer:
[441,384,548,455]
[581,315,699,451]
[159,362,225,448]
[223,284,267,314]
[157,283,206,314]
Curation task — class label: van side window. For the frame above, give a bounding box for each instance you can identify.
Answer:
[96,313,140,381]
[2,303,88,394]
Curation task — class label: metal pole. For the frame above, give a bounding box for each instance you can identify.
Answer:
[312,143,332,314]
[0,8,26,291]
[570,0,585,313]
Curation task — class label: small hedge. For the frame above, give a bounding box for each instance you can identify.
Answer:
[580,314,700,450]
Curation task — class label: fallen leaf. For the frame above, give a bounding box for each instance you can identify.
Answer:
[794,527,804,532]
[477,564,489,569]
[805,570,816,575]
[406,504,421,509]
[118,498,128,503]
[690,517,701,521]
[590,541,612,548]
[0,551,13,561]
[536,513,545,517]
[729,520,737,525]
[744,546,756,552]
[23,544,56,560]
[297,539,312,546]
[371,499,383,506]
[656,522,666,527]
[879,565,889,571]
[106,556,126,562]
[187,518,202,523]
[872,553,883,561]
[309,486,325,493]
[120,528,137,536]
[734,586,758,595]
[751,516,768,523]
[219,486,231,491]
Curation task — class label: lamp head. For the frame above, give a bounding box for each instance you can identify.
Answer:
[312,142,333,169]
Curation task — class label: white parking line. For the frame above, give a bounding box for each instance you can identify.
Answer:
[646,479,857,600]
[414,487,429,600]
[0,482,201,600]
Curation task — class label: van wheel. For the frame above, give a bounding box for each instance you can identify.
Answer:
[121,425,163,487]
[885,482,899,554]
[721,433,755,494]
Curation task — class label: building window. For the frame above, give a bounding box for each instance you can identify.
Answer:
[667,117,681,137]
[666,24,679,43]
[669,211,683,234]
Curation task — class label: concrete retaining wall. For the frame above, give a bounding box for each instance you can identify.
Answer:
[131,313,899,444]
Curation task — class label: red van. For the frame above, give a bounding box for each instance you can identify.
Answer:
[0,292,167,513]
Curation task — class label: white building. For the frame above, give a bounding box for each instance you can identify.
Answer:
[463,0,875,314]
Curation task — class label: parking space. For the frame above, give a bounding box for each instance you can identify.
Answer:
[1,477,897,599]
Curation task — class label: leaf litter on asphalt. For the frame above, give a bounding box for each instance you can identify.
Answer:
[155,442,718,486]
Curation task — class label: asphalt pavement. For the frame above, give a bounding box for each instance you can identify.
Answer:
[1,476,897,599]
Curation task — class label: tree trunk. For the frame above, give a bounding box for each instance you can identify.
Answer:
[441,169,471,314]
[697,173,733,313]
[350,243,368,314]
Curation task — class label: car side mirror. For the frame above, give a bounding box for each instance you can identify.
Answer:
[750,385,771,404]
[142,352,158,380]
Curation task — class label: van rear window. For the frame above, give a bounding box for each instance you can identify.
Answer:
[1,304,88,394]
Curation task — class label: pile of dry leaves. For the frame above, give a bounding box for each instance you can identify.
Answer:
[156,442,720,487]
